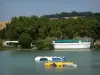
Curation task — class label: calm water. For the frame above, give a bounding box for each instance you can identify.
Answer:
[0,50,100,75]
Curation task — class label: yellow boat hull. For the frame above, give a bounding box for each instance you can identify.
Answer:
[45,62,77,67]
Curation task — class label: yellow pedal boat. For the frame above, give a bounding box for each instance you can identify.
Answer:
[45,62,77,67]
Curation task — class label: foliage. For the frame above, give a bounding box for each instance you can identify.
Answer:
[0,28,7,39]
[35,39,45,50]
[44,11,97,18]
[36,37,54,50]
[18,33,32,49]
[0,11,100,49]
[0,40,3,49]
[94,44,100,49]
[89,24,100,40]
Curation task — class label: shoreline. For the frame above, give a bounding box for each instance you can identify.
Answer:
[0,47,99,51]
[0,48,98,52]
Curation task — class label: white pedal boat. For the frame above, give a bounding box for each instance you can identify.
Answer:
[64,62,77,67]
[35,56,66,61]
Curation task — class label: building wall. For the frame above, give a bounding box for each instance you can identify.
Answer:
[3,41,19,47]
[53,42,91,49]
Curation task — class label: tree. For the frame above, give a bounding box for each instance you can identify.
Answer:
[3,11,100,50]
[0,40,3,49]
[18,33,32,48]
[0,28,6,39]
[35,37,54,50]
[89,24,100,40]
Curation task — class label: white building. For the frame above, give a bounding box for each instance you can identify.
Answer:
[53,39,91,49]
[3,41,19,47]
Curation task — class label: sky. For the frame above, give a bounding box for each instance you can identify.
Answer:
[0,0,100,21]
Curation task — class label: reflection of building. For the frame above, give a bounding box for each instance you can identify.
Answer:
[53,39,91,50]
[3,41,19,47]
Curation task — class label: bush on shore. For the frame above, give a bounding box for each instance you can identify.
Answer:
[18,33,32,49]
[94,44,100,50]
[0,40,3,49]
[36,37,54,50]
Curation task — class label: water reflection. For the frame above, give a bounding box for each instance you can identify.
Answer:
[45,66,77,72]
[1,51,100,75]
[45,67,64,72]
[35,61,77,72]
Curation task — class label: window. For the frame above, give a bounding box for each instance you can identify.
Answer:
[40,58,48,61]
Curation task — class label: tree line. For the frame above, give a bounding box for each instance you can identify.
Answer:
[44,11,100,18]
[0,11,100,49]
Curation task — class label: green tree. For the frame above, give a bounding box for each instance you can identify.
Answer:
[18,33,32,48]
[35,39,46,50]
[0,40,3,49]
[89,24,100,40]
[35,38,54,50]
[4,12,100,50]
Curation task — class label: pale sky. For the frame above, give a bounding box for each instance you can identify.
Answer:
[0,0,100,21]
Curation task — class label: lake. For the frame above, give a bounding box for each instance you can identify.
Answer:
[0,50,100,75]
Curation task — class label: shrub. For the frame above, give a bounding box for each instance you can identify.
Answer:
[18,33,32,49]
[94,44,100,49]
[0,40,3,49]
[35,39,46,50]
[36,37,54,50]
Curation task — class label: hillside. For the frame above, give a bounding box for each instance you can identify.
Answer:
[0,22,8,31]
[44,11,100,18]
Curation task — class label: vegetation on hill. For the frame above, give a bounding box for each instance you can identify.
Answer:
[44,11,100,18]
[0,22,7,31]
[0,11,100,50]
